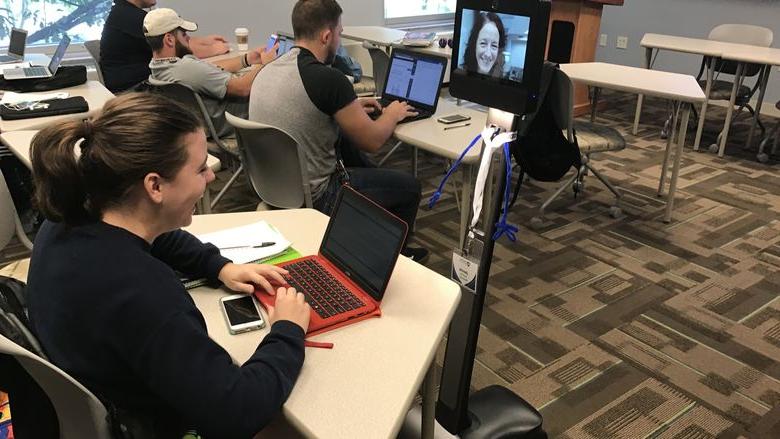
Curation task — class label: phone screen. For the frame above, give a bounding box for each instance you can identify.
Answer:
[223,296,263,326]
[266,34,278,51]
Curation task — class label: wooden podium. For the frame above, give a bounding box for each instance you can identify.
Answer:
[546,0,624,115]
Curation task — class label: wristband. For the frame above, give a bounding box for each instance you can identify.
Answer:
[241,53,250,68]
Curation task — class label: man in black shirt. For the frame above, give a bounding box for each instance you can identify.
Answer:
[100,0,230,92]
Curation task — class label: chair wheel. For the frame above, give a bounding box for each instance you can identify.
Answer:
[609,206,622,218]
[530,216,544,230]
[572,180,584,195]
[757,153,769,163]
[708,143,719,154]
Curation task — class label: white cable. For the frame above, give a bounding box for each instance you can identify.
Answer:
[470,128,516,228]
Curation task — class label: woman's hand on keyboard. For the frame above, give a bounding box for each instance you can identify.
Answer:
[268,287,311,333]
[218,262,288,294]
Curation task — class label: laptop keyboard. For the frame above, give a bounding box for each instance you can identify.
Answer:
[284,259,366,319]
[23,66,47,76]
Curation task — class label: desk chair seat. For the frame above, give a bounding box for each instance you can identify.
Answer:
[574,122,626,154]
[699,79,752,102]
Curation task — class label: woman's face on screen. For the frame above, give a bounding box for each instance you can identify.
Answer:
[476,21,500,74]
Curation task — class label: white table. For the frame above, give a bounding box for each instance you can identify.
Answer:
[394,99,487,244]
[0,129,222,214]
[560,62,705,223]
[185,210,461,439]
[0,81,114,132]
[342,26,407,49]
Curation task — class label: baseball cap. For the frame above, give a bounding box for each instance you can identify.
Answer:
[143,8,198,37]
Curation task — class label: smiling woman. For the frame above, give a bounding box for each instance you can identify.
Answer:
[0,0,111,47]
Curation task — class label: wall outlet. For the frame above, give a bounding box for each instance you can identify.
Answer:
[599,34,608,47]
[616,36,628,49]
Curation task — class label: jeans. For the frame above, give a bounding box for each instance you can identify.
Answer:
[313,168,421,246]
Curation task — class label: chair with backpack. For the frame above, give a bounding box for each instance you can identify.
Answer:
[510,63,624,228]
[1,167,33,253]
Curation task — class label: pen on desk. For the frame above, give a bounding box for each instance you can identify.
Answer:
[219,242,276,250]
[443,123,471,131]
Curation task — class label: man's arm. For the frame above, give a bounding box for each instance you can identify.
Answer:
[334,100,417,153]
[190,35,230,59]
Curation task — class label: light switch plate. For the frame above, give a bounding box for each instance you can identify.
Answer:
[599,34,608,47]
[616,36,628,49]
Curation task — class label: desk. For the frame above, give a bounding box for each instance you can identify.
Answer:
[342,26,406,53]
[185,210,461,439]
[394,99,487,244]
[0,130,222,214]
[560,62,704,223]
[0,81,114,132]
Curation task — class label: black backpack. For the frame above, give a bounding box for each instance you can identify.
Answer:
[509,63,582,207]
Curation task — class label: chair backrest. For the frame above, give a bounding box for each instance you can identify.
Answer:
[546,69,575,143]
[362,41,390,96]
[145,80,236,158]
[0,168,32,251]
[225,112,312,209]
[0,333,111,438]
[708,24,773,77]
[84,40,104,85]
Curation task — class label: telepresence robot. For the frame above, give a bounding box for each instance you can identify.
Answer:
[400,1,551,438]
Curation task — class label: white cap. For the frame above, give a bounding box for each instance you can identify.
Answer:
[143,8,197,37]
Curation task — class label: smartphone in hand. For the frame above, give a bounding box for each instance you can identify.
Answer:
[266,34,278,52]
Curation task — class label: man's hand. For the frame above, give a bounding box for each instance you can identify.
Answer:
[247,43,279,66]
[190,35,230,58]
[266,287,311,332]
[384,100,418,122]
[360,97,382,115]
[218,263,288,294]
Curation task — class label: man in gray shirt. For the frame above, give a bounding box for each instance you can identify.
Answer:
[144,8,277,136]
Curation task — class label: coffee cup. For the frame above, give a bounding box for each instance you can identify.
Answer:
[235,27,249,51]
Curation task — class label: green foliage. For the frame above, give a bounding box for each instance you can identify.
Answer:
[0,0,109,44]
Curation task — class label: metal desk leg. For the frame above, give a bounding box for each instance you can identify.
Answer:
[658,102,680,197]
[590,87,600,123]
[716,62,744,157]
[199,187,213,214]
[694,56,714,151]
[746,64,771,150]
[459,164,473,249]
[664,104,691,223]
[633,47,653,135]
[421,364,436,439]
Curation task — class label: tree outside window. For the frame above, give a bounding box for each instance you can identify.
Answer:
[0,0,111,46]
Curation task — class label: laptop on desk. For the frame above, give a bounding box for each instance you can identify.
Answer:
[3,35,69,80]
[255,185,408,336]
[0,29,28,64]
[376,48,447,123]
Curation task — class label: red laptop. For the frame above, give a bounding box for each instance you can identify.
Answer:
[255,186,408,336]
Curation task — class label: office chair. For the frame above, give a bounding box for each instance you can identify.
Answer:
[697,24,772,153]
[0,168,33,252]
[225,112,313,209]
[145,81,242,211]
[0,333,112,438]
[757,100,780,163]
[530,69,624,228]
[84,40,105,85]
[362,41,390,97]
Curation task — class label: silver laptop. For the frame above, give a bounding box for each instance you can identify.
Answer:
[0,28,28,63]
[3,35,69,80]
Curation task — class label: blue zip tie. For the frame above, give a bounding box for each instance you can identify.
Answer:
[427,133,483,209]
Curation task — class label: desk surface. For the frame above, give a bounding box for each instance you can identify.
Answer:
[0,81,114,132]
[0,129,221,172]
[394,99,487,164]
[185,210,461,439]
[342,26,406,46]
[640,33,724,57]
[560,62,705,103]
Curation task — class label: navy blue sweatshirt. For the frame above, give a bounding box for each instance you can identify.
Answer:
[26,220,305,438]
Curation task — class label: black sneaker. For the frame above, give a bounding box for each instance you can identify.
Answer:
[401,246,429,264]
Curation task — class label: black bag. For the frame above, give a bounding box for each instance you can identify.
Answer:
[0,96,89,120]
[0,275,44,357]
[0,65,87,92]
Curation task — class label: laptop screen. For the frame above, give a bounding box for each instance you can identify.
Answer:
[383,49,447,108]
[320,187,408,302]
[8,29,27,57]
[48,35,70,74]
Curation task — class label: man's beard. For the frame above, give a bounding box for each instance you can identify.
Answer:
[324,43,337,65]
[175,39,193,58]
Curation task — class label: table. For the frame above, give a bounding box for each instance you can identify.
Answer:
[0,130,222,214]
[0,81,114,132]
[560,62,705,223]
[185,210,461,439]
[342,26,407,51]
[394,99,487,244]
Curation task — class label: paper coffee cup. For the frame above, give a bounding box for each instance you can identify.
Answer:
[235,27,249,51]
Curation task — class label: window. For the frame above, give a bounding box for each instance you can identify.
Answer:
[384,0,456,25]
[0,0,111,47]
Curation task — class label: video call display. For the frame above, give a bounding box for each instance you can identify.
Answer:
[457,9,531,82]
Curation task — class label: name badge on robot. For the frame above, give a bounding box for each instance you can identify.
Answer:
[451,251,479,293]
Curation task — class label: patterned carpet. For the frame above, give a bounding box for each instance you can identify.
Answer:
[2,90,779,438]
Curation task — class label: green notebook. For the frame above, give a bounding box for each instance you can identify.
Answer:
[181,247,303,290]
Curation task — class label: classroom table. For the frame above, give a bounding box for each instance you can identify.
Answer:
[560,62,705,223]
[0,81,114,132]
[342,26,407,53]
[0,129,222,214]
[394,99,487,245]
[185,209,461,439]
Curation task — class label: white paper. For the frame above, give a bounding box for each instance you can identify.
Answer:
[197,221,292,264]
[0,91,69,105]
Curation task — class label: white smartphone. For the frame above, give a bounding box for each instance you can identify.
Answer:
[437,114,471,124]
[220,294,266,334]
